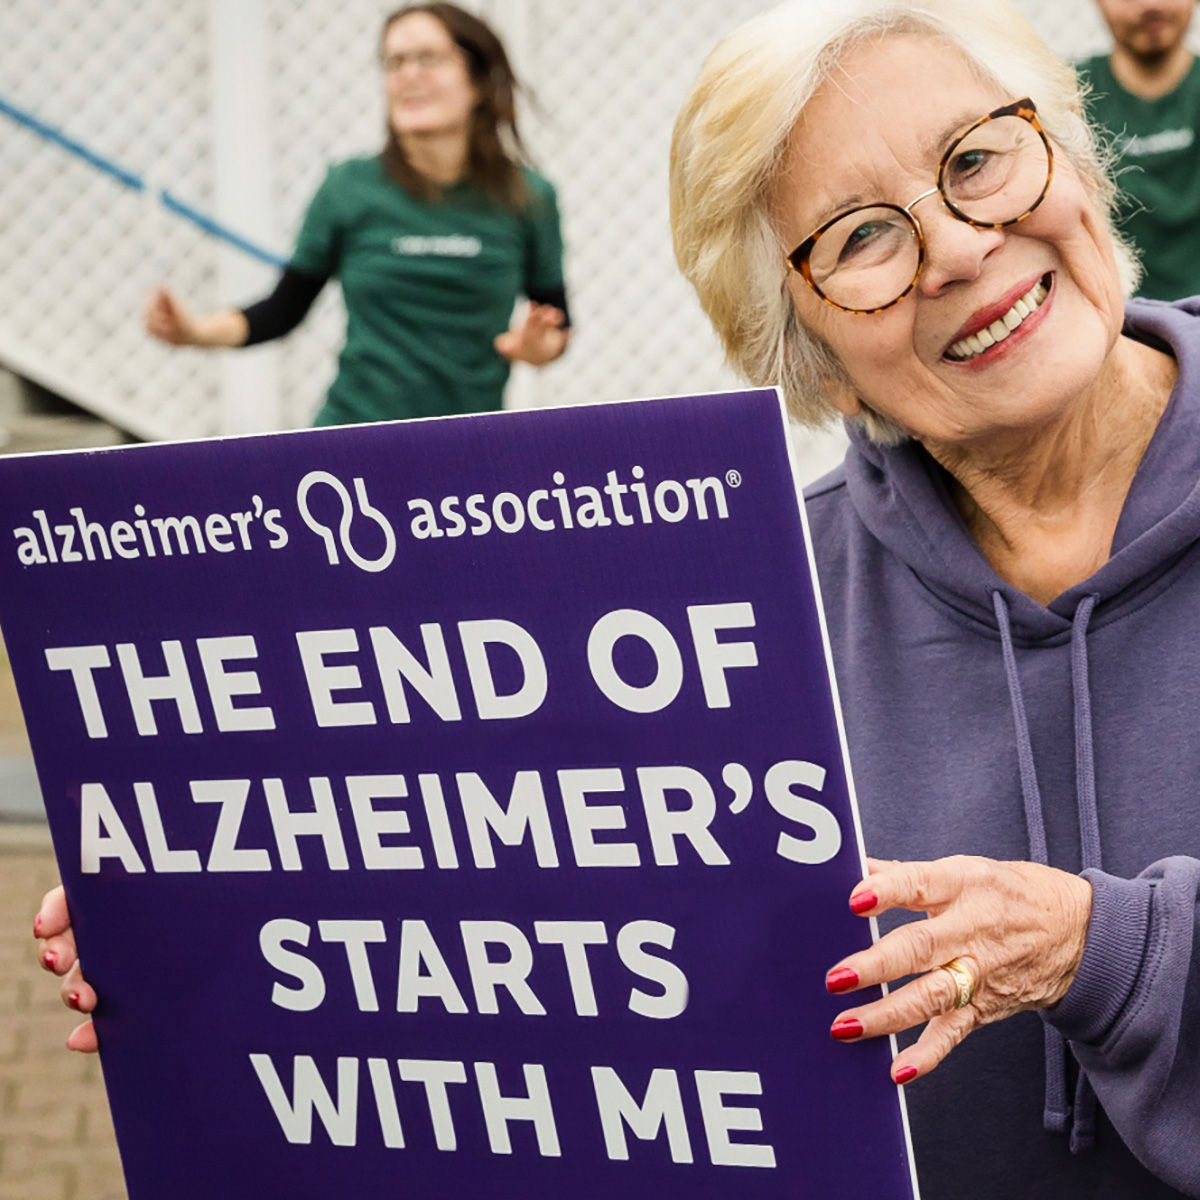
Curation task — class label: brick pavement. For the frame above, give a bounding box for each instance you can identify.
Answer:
[0,823,126,1200]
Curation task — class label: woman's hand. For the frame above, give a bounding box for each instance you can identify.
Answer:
[826,855,1092,1084]
[144,288,248,348]
[144,287,200,346]
[34,885,98,1053]
[494,302,570,366]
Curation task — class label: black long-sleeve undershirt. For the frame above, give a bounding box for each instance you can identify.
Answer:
[241,266,328,346]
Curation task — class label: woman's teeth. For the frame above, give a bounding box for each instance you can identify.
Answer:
[945,279,1049,361]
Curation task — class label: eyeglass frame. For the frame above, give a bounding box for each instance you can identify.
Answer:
[783,98,1055,315]
[382,46,466,74]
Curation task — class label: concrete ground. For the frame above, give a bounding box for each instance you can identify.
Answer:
[0,368,131,1198]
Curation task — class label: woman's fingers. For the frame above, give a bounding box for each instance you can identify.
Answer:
[830,955,980,1041]
[831,956,984,1086]
[495,306,569,365]
[36,928,78,976]
[60,960,97,1014]
[527,302,565,329]
[849,855,975,917]
[35,884,70,938]
[829,957,982,1086]
[826,909,973,995]
[34,883,98,1052]
[65,1020,98,1054]
[145,288,169,329]
[890,1009,977,1083]
[35,886,79,976]
[145,287,190,343]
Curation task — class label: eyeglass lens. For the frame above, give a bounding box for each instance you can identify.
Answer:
[806,113,1050,312]
[384,48,459,72]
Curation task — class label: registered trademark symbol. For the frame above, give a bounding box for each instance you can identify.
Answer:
[725,469,742,488]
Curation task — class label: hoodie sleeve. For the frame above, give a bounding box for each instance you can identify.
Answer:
[1044,857,1200,1195]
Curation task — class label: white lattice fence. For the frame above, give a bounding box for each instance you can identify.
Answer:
[0,0,1150,473]
[0,1,226,438]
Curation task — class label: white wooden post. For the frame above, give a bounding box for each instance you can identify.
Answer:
[207,0,282,433]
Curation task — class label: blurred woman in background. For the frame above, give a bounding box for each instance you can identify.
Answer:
[145,2,569,426]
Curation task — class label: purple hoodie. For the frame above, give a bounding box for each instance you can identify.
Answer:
[803,297,1200,1199]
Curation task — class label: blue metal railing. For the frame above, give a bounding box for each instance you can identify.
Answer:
[1,94,288,270]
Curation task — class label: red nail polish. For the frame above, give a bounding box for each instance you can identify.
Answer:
[826,966,859,994]
[33,914,42,938]
[41,950,57,971]
[67,992,80,1010]
[849,889,878,915]
[831,1018,864,1041]
[894,1065,919,1085]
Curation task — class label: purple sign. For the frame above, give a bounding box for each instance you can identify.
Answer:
[0,391,917,1198]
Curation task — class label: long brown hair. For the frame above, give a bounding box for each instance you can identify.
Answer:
[381,3,530,209]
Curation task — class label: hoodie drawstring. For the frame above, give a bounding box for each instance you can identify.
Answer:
[992,591,1070,1133]
[991,589,1101,1152]
[1068,593,1100,1152]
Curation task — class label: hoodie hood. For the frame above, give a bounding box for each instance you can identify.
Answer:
[841,297,1200,642]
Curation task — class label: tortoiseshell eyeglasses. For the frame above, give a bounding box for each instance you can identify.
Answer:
[784,98,1054,314]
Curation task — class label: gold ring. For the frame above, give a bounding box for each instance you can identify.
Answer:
[940,958,977,1009]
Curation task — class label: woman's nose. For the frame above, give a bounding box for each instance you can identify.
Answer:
[913,199,1005,297]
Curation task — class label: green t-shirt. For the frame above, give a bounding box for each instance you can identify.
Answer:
[290,157,565,425]
[1078,55,1200,301]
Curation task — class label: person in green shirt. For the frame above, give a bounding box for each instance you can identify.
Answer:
[1078,0,1200,300]
[145,2,569,426]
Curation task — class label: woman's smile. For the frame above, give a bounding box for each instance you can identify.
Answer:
[942,272,1053,366]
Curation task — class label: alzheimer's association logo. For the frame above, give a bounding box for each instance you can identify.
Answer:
[296,471,396,573]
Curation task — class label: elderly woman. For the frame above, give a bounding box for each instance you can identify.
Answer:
[670,0,1198,1196]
